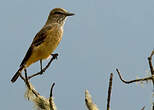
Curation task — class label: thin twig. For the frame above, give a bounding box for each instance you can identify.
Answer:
[149,49,154,58]
[116,68,153,84]
[148,50,154,87]
[28,53,58,79]
[50,83,55,98]
[49,83,55,110]
[107,73,113,110]
[141,106,145,110]
[19,73,26,82]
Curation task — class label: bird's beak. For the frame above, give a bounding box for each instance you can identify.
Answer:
[65,12,75,16]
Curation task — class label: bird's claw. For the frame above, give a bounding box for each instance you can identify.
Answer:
[51,53,58,60]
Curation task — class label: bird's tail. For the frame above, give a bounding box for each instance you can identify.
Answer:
[11,66,24,83]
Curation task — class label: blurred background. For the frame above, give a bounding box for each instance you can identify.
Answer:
[0,0,154,110]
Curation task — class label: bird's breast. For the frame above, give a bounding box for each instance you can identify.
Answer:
[47,27,63,49]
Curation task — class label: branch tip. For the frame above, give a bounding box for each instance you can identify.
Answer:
[50,83,55,98]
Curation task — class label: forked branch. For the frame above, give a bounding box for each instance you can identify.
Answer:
[19,69,57,110]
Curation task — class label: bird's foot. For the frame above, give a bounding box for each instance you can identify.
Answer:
[51,53,58,60]
[40,69,44,75]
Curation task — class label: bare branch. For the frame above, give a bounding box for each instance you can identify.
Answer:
[19,73,26,82]
[140,106,145,110]
[149,49,154,58]
[107,73,113,110]
[49,83,56,110]
[116,68,153,84]
[28,53,58,79]
[22,76,57,110]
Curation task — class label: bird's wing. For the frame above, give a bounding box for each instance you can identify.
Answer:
[32,25,52,46]
[20,25,52,67]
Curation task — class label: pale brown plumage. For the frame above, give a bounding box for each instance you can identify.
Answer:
[11,8,74,83]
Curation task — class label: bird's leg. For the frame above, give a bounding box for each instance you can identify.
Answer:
[40,59,43,74]
[24,68,27,74]
[51,53,58,60]
[24,68,31,90]
[27,53,58,80]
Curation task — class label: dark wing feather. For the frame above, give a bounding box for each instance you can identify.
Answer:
[20,46,33,67]
[20,25,52,67]
[32,26,52,46]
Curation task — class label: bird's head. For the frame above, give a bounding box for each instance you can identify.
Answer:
[46,8,74,25]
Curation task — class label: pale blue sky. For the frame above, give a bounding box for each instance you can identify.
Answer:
[0,0,154,110]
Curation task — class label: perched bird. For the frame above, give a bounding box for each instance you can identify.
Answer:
[11,8,74,83]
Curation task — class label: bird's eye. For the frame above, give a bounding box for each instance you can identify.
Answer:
[54,12,63,15]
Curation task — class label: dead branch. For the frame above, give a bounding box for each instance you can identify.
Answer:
[107,73,113,110]
[116,68,153,84]
[141,106,145,110]
[49,83,55,110]
[20,73,57,110]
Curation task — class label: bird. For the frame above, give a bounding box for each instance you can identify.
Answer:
[11,8,74,83]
